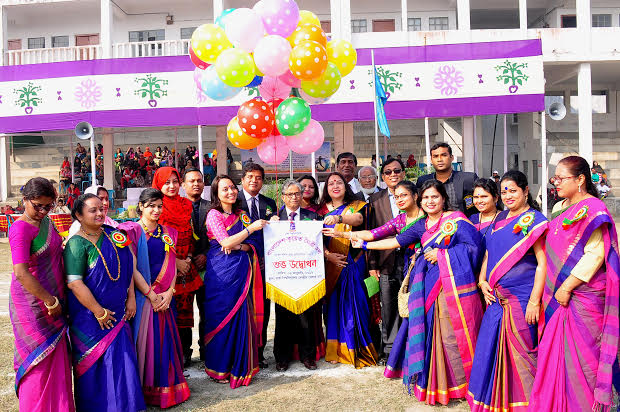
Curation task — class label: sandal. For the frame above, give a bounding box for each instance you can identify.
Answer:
[210,377,230,384]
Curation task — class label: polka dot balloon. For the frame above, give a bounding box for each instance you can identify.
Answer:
[326,39,358,77]
[253,35,292,77]
[190,24,232,64]
[227,116,263,150]
[289,23,327,48]
[237,98,275,139]
[286,119,325,155]
[275,97,311,136]
[215,48,256,87]
[289,40,328,81]
[300,62,342,98]
[253,0,300,37]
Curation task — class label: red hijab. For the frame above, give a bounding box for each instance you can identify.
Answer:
[151,167,193,230]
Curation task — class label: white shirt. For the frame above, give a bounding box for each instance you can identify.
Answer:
[243,189,259,207]
[348,177,362,194]
[285,207,301,221]
[387,190,400,218]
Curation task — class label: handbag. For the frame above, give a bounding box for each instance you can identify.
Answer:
[397,272,410,318]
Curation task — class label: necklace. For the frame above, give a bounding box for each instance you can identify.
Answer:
[425,212,444,233]
[141,221,161,238]
[507,206,529,219]
[81,227,102,237]
[478,211,499,238]
[23,212,40,226]
[80,229,121,282]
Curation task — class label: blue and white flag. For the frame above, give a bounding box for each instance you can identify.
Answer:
[374,68,391,139]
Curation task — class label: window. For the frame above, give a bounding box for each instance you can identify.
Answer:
[408,18,422,31]
[129,29,165,56]
[27,37,45,49]
[351,19,367,33]
[561,15,577,28]
[592,14,611,27]
[429,17,449,30]
[569,90,608,114]
[180,27,196,53]
[372,19,395,32]
[52,36,69,48]
[532,160,539,185]
[522,160,529,178]
[320,20,331,34]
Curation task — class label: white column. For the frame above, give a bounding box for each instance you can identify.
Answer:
[329,0,342,38]
[503,114,508,173]
[578,63,593,165]
[340,0,352,41]
[457,0,471,31]
[1,6,7,66]
[213,0,224,21]
[424,117,431,173]
[462,117,475,172]
[197,125,204,174]
[401,0,408,33]
[519,0,528,31]
[472,115,479,175]
[102,129,114,189]
[100,0,113,59]
[576,0,591,53]
[0,135,10,201]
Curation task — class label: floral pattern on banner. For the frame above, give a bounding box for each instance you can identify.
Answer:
[134,74,168,107]
[13,82,42,114]
[434,65,464,96]
[74,79,102,109]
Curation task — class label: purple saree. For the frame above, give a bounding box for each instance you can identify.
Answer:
[467,209,548,412]
[529,197,620,412]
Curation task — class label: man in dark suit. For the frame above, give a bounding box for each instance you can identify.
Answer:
[416,142,478,216]
[269,179,322,371]
[182,168,210,363]
[239,162,277,368]
[368,157,407,363]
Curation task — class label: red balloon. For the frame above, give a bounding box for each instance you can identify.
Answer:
[267,98,284,135]
[237,98,275,139]
[189,45,210,70]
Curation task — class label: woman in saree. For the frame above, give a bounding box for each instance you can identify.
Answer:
[467,170,548,412]
[353,179,483,405]
[64,194,145,412]
[324,180,424,377]
[298,174,321,213]
[470,178,502,239]
[318,172,378,368]
[529,156,620,412]
[203,175,268,388]
[9,177,74,411]
[152,167,203,366]
[120,188,190,408]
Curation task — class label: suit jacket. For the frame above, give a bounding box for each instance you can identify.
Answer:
[240,192,278,256]
[367,188,403,276]
[416,170,478,217]
[278,207,320,222]
[191,198,210,257]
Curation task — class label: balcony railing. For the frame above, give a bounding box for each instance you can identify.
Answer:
[112,39,190,59]
[5,45,102,65]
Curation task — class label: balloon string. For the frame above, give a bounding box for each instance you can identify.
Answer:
[274,145,280,210]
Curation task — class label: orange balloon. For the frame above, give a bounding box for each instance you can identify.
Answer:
[289,40,328,81]
[289,23,327,48]
[227,116,263,150]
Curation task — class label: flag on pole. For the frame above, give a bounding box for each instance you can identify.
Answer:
[373,67,391,139]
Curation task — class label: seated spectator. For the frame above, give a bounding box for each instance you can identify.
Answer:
[154,146,163,166]
[66,183,80,209]
[204,156,216,185]
[138,155,147,177]
[143,146,153,161]
[60,165,72,195]
[76,143,86,160]
[406,154,417,168]
[121,167,136,189]
[114,148,124,172]
[61,156,70,170]
[126,147,136,163]
[136,146,143,158]
[4,205,15,215]
[51,198,71,214]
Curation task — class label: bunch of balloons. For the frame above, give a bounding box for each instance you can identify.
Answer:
[189,0,357,165]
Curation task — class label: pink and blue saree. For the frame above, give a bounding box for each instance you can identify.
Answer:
[467,209,548,412]
[398,211,484,405]
[64,226,145,412]
[203,210,264,388]
[9,217,74,411]
[529,197,620,412]
[121,222,190,408]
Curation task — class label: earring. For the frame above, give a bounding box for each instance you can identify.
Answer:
[578,185,581,193]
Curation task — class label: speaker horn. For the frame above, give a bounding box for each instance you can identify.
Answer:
[74,122,93,140]
[547,102,566,121]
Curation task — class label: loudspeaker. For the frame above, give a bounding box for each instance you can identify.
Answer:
[547,102,566,121]
[74,122,93,140]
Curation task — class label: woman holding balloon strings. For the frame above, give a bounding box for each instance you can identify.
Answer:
[529,156,620,412]
[466,170,548,412]
[352,180,483,405]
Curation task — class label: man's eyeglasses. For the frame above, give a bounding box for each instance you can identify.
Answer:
[359,176,377,181]
[283,192,302,198]
[29,200,55,212]
[383,168,402,176]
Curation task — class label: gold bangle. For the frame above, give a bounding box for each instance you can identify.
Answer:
[44,296,59,310]
[95,308,108,321]
[560,287,572,294]
[171,288,176,294]
[528,299,540,307]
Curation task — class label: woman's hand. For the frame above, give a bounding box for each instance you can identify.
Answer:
[326,252,347,268]
[124,294,136,320]
[525,301,540,325]
[479,281,496,305]
[45,297,63,317]
[350,238,364,249]
[248,219,269,233]
[270,216,280,222]
[323,215,339,226]
[176,257,190,275]
[154,289,173,312]
[95,308,117,330]
[424,248,439,265]
[147,291,163,309]
[321,228,338,237]
[554,288,571,307]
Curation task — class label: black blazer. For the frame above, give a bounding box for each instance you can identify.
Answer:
[416,170,478,217]
[367,188,402,276]
[278,207,320,222]
[191,198,210,257]
[239,192,277,256]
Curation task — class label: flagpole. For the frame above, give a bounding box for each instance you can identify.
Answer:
[371,50,380,170]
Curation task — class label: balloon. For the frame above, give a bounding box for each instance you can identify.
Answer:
[267,98,284,134]
[254,0,299,37]
[289,23,327,48]
[200,65,242,101]
[215,48,256,87]
[215,8,236,28]
[189,45,210,70]
[298,10,321,27]
[227,116,263,150]
[193,67,206,86]
[287,119,325,155]
[225,8,265,52]
[275,97,311,136]
[301,62,341,98]
[299,89,330,105]
[289,40,328,81]
[190,24,232,64]
[258,76,292,101]
[278,69,301,88]
[326,39,357,77]
[257,134,290,165]
[237,98,275,139]
[247,75,264,87]
[253,35,292,77]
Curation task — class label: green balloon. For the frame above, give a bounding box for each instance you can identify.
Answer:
[275,97,311,136]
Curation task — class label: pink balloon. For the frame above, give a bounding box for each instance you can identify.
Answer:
[258,76,292,101]
[278,69,301,88]
[299,89,331,105]
[287,119,325,155]
[225,8,265,52]
[257,134,290,165]
[254,0,299,37]
[254,35,292,77]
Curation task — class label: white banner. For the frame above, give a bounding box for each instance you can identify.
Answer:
[263,220,325,314]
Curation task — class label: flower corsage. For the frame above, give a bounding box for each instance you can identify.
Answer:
[110,231,131,248]
[562,206,588,230]
[513,212,535,236]
[438,219,458,246]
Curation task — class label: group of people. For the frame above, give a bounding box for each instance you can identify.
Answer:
[8,140,620,412]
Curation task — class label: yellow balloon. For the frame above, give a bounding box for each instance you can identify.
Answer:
[326,39,357,77]
[227,116,263,150]
[191,24,233,64]
[298,10,321,27]
[215,49,256,87]
[301,62,341,98]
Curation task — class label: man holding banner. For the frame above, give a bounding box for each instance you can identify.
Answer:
[267,180,326,372]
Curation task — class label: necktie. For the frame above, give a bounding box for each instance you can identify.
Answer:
[289,211,297,221]
[251,197,259,221]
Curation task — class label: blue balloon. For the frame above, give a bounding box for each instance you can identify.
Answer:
[247,76,263,88]
[215,8,236,29]
[200,66,242,101]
